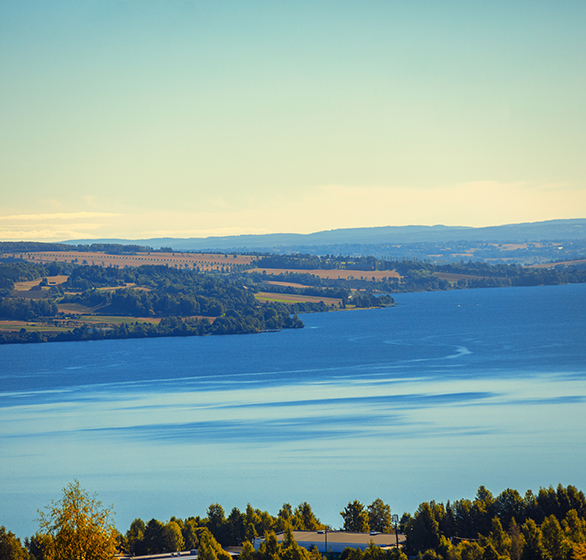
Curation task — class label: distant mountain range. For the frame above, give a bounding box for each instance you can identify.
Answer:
[65,219,586,253]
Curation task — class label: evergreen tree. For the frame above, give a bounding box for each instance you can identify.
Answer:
[341,501,370,533]
[0,526,28,560]
[368,499,392,533]
[509,518,526,560]
[406,503,441,553]
[521,519,544,560]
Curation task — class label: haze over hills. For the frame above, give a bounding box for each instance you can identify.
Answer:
[64,219,586,254]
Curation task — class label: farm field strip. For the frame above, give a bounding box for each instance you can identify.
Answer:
[528,259,586,268]
[0,315,162,334]
[13,275,69,290]
[0,320,70,333]
[254,292,342,306]
[2,251,256,269]
[75,315,161,324]
[248,268,401,281]
[263,280,312,288]
[433,272,494,282]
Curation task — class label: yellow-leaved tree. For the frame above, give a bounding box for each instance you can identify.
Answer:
[37,480,117,560]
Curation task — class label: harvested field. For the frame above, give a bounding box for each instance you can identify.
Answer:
[12,289,51,299]
[433,272,490,282]
[97,283,151,292]
[264,280,311,289]
[528,259,586,268]
[13,275,68,291]
[0,320,68,333]
[491,243,531,250]
[4,251,256,270]
[57,303,95,314]
[254,292,342,306]
[76,315,160,325]
[0,315,162,334]
[248,268,401,281]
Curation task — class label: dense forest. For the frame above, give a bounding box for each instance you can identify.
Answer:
[2,484,585,560]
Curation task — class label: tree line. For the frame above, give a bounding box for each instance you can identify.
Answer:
[2,483,585,560]
[250,255,586,293]
[401,484,586,560]
[0,241,155,254]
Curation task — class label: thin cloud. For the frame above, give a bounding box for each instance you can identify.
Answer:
[0,212,121,221]
[0,228,105,240]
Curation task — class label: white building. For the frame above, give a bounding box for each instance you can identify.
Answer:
[253,530,404,554]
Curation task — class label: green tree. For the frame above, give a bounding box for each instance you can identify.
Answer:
[240,541,256,560]
[183,518,200,550]
[541,515,570,560]
[340,548,363,560]
[309,544,323,560]
[207,504,227,545]
[508,518,525,560]
[481,543,500,560]
[368,499,392,533]
[281,526,312,560]
[494,489,526,527]
[144,519,165,554]
[341,500,370,533]
[459,541,484,560]
[162,521,185,553]
[473,487,495,538]
[226,508,246,546]
[36,480,117,560]
[258,531,281,560]
[294,503,323,531]
[275,504,295,533]
[245,504,261,541]
[406,503,441,553]
[363,542,385,560]
[197,528,231,560]
[126,518,146,556]
[521,519,544,560]
[562,510,586,543]
[0,526,28,560]
[26,532,53,560]
[438,535,460,560]
[386,548,409,560]
[486,517,511,557]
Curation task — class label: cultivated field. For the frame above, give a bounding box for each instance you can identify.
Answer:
[527,259,586,268]
[0,315,161,334]
[13,275,69,291]
[2,251,256,270]
[433,272,491,282]
[264,280,312,289]
[254,292,342,306]
[248,268,402,281]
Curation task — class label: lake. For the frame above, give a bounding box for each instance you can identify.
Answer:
[1,283,585,538]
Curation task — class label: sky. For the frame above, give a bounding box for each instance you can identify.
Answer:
[1,1,585,242]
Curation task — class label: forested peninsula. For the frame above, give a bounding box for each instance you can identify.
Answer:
[0,261,306,344]
[0,241,585,345]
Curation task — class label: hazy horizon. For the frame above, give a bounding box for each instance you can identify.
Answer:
[1,1,585,240]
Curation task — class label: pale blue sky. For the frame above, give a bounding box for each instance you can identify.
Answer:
[1,1,585,241]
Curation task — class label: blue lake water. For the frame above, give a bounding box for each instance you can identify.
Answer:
[1,283,585,537]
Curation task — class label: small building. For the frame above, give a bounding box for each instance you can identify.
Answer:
[253,530,404,554]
